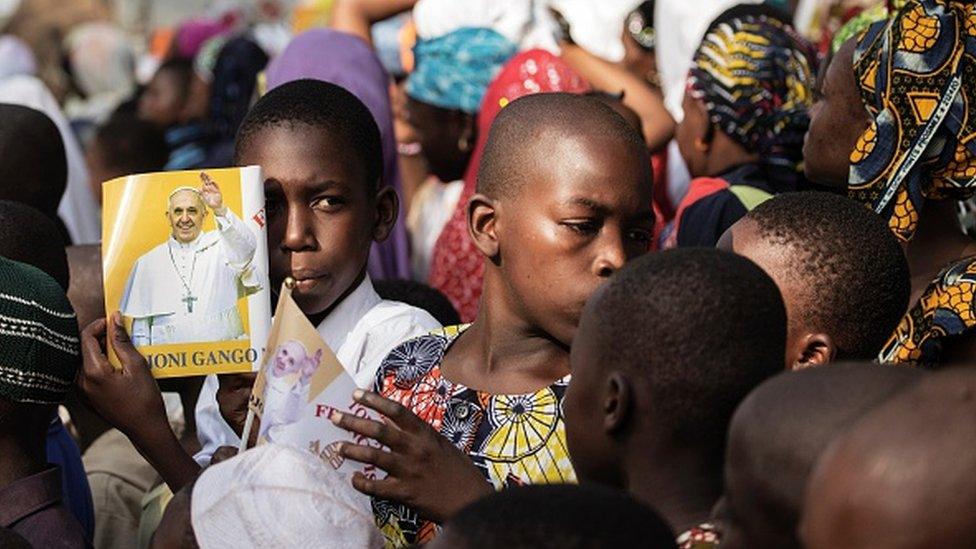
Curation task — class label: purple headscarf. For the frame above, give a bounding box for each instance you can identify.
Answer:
[265,29,411,281]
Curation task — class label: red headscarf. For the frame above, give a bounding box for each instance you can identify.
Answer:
[427,49,591,322]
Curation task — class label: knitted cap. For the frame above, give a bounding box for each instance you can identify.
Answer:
[0,256,80,404]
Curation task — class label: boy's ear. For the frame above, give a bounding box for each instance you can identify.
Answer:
[371,185,398,243]
[604,372,633,434]
[468,193,500,260]
[789,332,836,371]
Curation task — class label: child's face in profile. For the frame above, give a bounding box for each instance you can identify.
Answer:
[238,123,377,318]
[493,133,654,345]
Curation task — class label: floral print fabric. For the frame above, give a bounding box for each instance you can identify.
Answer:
[371,325,576,546]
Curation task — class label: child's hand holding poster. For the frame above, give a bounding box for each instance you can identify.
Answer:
[247,281,385,482]
[102,167,271,378]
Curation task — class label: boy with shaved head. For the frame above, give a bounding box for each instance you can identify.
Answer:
[802,368,976,549]
[331,92,656,546]
[562,248,786,546]
[721,363,924,549]
[718,192,909,368]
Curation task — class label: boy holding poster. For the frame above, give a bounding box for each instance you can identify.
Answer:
[77,79,440,493]
[194,78,441,464]
[330,94,656,545]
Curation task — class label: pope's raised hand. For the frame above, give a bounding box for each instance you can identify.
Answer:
[199,172,226,215]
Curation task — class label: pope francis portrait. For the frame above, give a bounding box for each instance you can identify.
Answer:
[120,172,260,346]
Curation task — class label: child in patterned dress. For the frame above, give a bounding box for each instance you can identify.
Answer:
[331,93,655,546]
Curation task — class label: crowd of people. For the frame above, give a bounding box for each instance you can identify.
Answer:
[2,0,976,547]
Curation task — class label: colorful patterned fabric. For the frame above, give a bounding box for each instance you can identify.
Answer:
[427,49,590,321]
[677,522,721,549]
[880,255,976,364]
[849,0,976,242]
[688,6,818,193]
[405,27,517,113]
[371,325,576,546]
[0,257,79,404]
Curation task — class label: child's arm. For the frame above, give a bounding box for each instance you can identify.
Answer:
[77,314,202,492]
[333,390,493,523]
[330,0,418,45]
[560,43,675,153]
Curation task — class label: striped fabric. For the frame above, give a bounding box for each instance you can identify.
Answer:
[0,257,80,404]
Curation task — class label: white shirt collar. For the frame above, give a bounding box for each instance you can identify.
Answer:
[316,275,381,352]
[169,231,203,250]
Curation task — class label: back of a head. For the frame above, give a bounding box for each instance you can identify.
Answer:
[433,484,677,549]
[235,78,383,194]
[0,256,79,410]
[802,367,976,548]
[594,248,786,465]
[0,200,69,289]
[373,279,460,326]
[93,114,169,176]
[0,104,67,215]
[723,362,925,548]
[476,93,650,200]
[746,191,910,359]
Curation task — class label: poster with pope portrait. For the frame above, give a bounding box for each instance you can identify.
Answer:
[102,167,271,378]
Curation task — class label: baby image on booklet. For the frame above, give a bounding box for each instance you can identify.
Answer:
[259,340,322,442]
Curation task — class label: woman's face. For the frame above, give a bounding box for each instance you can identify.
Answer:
[405,96,475,182]
[803,39,873,187]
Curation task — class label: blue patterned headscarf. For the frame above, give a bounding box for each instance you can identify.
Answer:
[406,27,517,113]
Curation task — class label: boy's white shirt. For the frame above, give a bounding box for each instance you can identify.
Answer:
[194,275,442,465]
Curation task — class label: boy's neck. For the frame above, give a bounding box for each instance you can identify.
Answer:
[0,435,47,489]
[441,290,570,394]
[303,269,367,327]
[624,447,722,534]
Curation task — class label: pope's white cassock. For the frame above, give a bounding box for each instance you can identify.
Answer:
[120,210,258,346]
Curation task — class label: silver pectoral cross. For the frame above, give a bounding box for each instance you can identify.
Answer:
[182,293,198,313]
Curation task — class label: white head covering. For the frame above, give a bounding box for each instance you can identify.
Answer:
[63,22,136,123]
[411,0,643,62]
[548,0,642,62]
[412,0,559,52]
[0,35,36,80]
[191,444,385,549]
